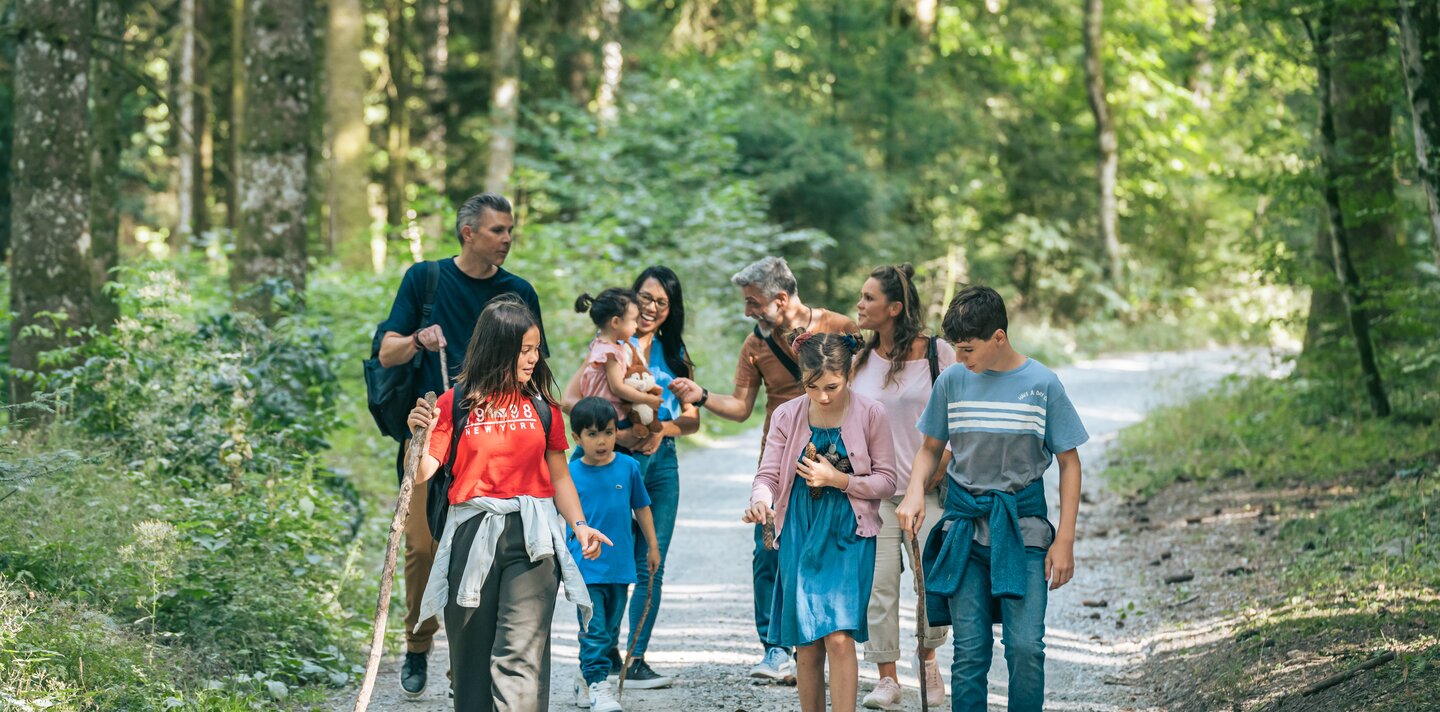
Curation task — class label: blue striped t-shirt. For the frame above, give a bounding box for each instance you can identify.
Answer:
[917,358,1088,548]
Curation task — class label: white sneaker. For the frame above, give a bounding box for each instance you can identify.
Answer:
[749,647,795,682]
[862,676,904,710]
[588,680,624,712]
[917,654,946,707]
[574,672,591,708]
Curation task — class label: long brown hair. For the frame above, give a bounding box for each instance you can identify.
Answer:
[854,263,926,388]
[455,295,558,411]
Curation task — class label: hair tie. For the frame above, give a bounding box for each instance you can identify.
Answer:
[791,331,816,352]
[841,333,861,353]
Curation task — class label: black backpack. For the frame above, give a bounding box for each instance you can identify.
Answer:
[363,261,440,443]
[425,394,554,540]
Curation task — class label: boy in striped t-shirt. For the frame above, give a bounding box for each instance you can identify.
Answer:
[896,286,1087,712]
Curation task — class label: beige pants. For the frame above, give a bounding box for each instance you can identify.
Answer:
[864,490,950,663]
[404,475,441,653]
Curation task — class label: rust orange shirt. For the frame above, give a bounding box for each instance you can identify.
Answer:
[732,308,858,436]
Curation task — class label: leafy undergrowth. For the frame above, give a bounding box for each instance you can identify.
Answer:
[1109,372,1440,711]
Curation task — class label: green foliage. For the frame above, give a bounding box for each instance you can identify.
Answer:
[0,263,370,704]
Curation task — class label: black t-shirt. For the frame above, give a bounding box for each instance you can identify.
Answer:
[378,258,549,399]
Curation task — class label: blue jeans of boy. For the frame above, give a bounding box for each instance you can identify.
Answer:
[949,545,1048,712]
[626,437,679,658]
[579,582,629,685]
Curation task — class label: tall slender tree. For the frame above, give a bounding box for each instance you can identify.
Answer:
[1083,0,1122,286]
[9,0,94,410]
[176,0,198,249]
[231,0,313,316]
[485,0,521,194]
[595,0,622,125]
[326,0,370,269]
[1398,0,1440,269]
[91,0,127,328]
[385,0,410,235]
[417,0,449,249]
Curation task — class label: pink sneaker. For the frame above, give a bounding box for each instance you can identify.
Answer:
[861,676,903,710]
[917,654,946,707]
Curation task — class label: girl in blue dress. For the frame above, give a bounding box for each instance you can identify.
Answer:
[745,331,899,712]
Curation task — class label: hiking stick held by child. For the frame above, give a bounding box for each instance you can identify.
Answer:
[353,391,437,712]
[905,529,930,711]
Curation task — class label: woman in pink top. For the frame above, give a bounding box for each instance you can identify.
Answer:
[851,263,956,709]
[744,331,898,712]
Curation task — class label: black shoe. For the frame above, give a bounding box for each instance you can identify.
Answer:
[400,651,428,698]
[623,658,673,689]
[607,648,624,677]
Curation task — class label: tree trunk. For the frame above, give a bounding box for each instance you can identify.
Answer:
[232,0,313,317]
[327,0,371,269]
[1315,6,1390,417]
[484,0,521,195]
[228,0,244,230]
[595,0,622,125]
[1328,0,1405,283]
[417,0,449,253]
[176,0,197,249]
[1398,0,1440,269]
[385,0,410,234]
[194,0,211,239]
[914,0,936,42]
[559,0,596,106]
[9,0,94,411]
[1083,0,1122,286]
[91,0,125,329]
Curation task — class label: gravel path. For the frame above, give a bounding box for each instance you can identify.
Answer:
[335,348,1280,711]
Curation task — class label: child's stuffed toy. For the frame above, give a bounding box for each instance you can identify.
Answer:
[622,359,664,437]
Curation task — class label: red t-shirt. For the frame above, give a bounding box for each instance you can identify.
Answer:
[427,389,569,503]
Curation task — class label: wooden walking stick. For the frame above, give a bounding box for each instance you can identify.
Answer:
[904,529,930,710]
[352,390,438,712]
[616,575,656,700]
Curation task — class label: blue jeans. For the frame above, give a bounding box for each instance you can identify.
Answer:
[579,583,629,684]
[949,545,1048,712]
[753,522,784,650]
[626,437,679,659]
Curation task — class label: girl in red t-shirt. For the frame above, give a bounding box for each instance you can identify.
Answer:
[408,295,609,711]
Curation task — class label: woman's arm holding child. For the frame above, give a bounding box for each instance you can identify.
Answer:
[634,506,661,574]
[604,358,663,408]
[1046,448,1081,590]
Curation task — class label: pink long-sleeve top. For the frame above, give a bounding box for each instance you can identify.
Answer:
[750,391,898,538]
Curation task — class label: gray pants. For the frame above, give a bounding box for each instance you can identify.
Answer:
[445,511,560,712]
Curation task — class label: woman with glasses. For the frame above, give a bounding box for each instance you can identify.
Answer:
[563,266,700,689]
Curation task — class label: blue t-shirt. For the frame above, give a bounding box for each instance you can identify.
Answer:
[378,258,549,400]
[567,453,651,584]
[630,337,684,422]
[917,357,1088,548]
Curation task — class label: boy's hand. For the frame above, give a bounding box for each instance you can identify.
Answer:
[647,547,661,575]
[1045,538,1075,590]
[797,456,846,490]
[743,500,774,524]
[574,525,613,560]
[896,492,926,537]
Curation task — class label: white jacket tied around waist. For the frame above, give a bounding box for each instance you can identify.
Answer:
[415,496,593,630]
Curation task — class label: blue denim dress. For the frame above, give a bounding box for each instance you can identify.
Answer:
[767,426,876,647]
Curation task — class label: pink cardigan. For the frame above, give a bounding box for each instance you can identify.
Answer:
[750,391,898,538]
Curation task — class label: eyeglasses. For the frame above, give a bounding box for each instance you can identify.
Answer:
[637,293,670,311]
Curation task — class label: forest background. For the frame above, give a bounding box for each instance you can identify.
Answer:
[0,0,1437,708]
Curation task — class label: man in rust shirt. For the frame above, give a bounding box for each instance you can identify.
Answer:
[670,255,857,682]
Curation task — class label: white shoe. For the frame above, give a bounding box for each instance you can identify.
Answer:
[862,676,904,710]
[749,647,795,682]
[588,680,624,712]
[917,654,946,707]
[574,672,591,708]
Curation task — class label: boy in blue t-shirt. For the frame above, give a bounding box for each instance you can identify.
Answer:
[896,286,1088,712]
[567,397,660,712]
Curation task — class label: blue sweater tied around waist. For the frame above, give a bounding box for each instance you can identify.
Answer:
[921,478,1048,626]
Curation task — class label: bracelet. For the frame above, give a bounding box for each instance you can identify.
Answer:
[412,332,423,350]
[696,387,710,408]
[573,519,587,529]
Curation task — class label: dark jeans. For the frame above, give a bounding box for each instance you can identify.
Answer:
[753,522,784,650]
[626,437,679,658]
[949,545,1048,712]
[578,583,629,684]
[445,512,559,712]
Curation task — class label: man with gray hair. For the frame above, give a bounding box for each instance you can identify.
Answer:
[374,192,548,698]
[670,255,857,682]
